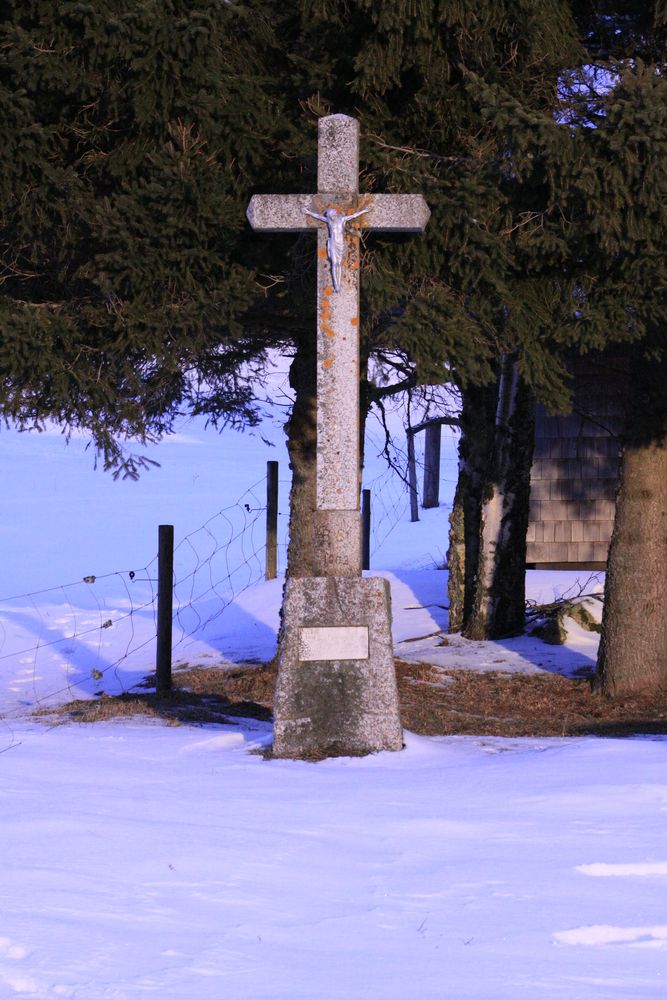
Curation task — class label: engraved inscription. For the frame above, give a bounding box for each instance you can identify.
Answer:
[299,626,369,662]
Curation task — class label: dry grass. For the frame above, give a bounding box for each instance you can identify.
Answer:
[38,659,667,738]
[395,661,667,737]
[36,664,275,728]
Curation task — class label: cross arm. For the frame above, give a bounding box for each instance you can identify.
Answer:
[362,194,430,232]
[246,195,318,232]
[247,192,431,234]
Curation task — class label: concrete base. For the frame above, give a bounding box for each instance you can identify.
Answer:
[273,576,403,759]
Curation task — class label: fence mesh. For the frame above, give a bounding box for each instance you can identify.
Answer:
[0,437,455,734]
[0,473,290,724]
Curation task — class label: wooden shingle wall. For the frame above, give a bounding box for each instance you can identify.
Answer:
[526,360,626,568]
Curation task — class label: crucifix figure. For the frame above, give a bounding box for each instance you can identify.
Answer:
[247,115,429,759]
[303,205,369,291]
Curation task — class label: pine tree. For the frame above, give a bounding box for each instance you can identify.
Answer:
[1,1,613,482]
[0,0,291,475]
[445,19,667,642]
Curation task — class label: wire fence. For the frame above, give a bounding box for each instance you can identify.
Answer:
[0,473,290,727]
[363,425,459,561]
[0,436,458,737]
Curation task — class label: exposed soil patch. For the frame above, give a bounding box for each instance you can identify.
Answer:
[39,659,667,738]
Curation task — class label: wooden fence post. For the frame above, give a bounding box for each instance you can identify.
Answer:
[266,460,279,580]
[407,430,419,522]
[156,524,174,694]
[423,423,442,508]
[361,488,371,571]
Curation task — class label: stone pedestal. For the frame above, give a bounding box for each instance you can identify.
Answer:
[273,576,403,759]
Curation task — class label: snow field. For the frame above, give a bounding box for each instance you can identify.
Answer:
[0,378,665,998]
[1,726,666,998]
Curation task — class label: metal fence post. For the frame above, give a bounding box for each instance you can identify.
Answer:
[266,461,279,580]
[407,430,419,522]
[361,488,371,571]
[156,524,174,694]
[423,423,442,508]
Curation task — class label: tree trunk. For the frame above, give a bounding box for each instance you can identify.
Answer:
[446,480,466,631]
[595,441,667,696]
[463,358,535,640]
[595,349,667,697]
[284,332,318,579]
[461,355,536,640]
[284,332,369,579]
[446,382,497,631]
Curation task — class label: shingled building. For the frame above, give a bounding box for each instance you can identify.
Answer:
[526,356,627,569]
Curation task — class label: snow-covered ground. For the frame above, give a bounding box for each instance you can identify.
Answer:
[1,375,665,999]
[3,725,666,1000]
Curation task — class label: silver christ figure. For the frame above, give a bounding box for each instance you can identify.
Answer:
[304,206,369,292]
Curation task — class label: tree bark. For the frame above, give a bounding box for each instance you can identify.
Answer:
[446,382,497,631]
[594,349,667,697]
[446,481,466,631]
[458,356,535,640]
[463,358,535,639]
[284,332,318,579]
[284,332,369,580]
[595,440,667,696]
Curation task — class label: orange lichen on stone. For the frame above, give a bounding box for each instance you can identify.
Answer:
[344,234,361,272]
[350,317,358,326]
[323,285,334,297]
[318,247,327,260]
[323,356,335,369]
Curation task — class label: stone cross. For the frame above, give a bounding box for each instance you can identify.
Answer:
[247,114,430,576]
[247,115,429,759]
